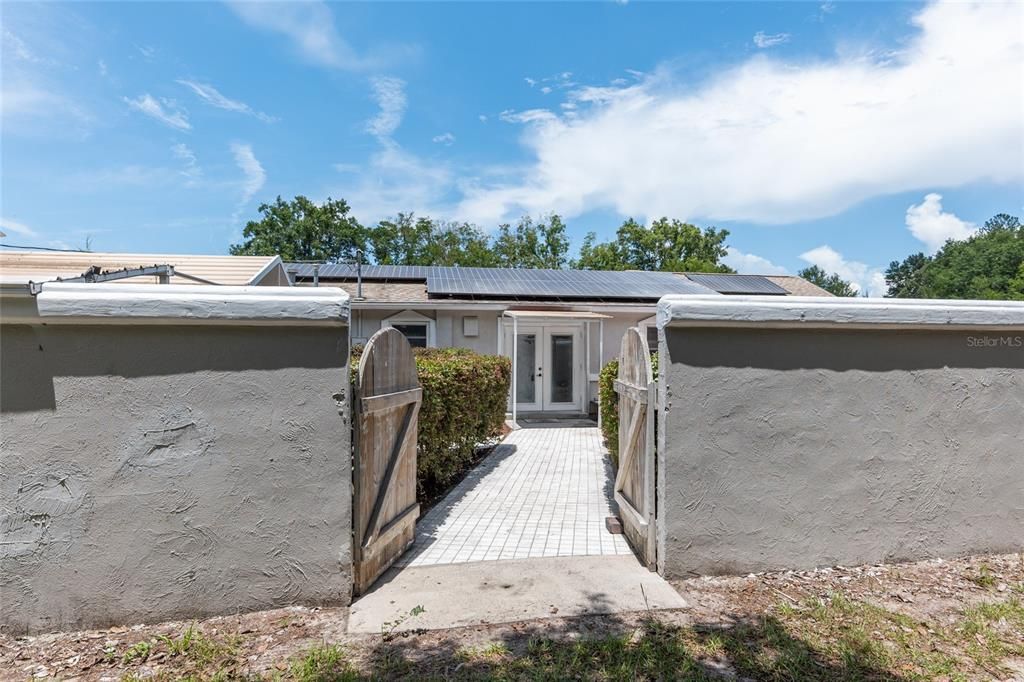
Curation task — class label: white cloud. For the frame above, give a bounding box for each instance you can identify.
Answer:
[0,217,38,238]
[753,31,791,49]
[171,143,202,186]
[335,80,455,221]
[227,1,375,70]
[124,94,191,130]
[799,245,886,296]
[231,143,266,209]
[336,142,453,223]
[366,76,406,139]
[3,29,41,63]
[432,132,456,146]
[525,77,537,87]
[905,192,976,252]
[98,59,108,77]
[499,108,558,124]
[723,247,789,275]
[135,44,156,60]
[478,114,488,123]
[176,79,276,122]
[456,1,1024,227]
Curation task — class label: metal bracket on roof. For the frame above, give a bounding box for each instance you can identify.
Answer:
[28,264,177,296]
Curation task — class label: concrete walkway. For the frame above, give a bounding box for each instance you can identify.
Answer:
[348,554,687,633]
[349,424,687,634]
[394,424,632,567]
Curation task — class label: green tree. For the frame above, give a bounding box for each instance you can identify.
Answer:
[885,213,1023,300]
[885,252,930,298]
[230,196,367,262]
[492,214,571,269]
[797,265,858,297]
[573,218,733,273]
[371,214,496,267]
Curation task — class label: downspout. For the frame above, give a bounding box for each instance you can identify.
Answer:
[512,314,518,427]
[598,318,604,429]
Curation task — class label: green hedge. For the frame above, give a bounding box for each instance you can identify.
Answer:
[352,345,511,502]
[598,352,658,471]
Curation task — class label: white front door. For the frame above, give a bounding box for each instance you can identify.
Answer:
[507,323,583,413]
[512,326,543,412]
[541,326,583,412]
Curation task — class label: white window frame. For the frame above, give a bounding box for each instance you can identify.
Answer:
[638,314,658,350]
[381,309,437,348]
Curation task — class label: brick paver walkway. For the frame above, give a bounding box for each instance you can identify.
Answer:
[395,424,633,567]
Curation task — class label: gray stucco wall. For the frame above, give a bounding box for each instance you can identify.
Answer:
[659,326,1024,578]
[1,323,352,634]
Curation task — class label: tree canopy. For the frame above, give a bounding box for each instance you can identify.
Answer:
[796,265,858,297]
[492,215,570,269]
[229,196,366,262]
[369,214,496,267]
[572,218,733,273]
[885,213,1023,300]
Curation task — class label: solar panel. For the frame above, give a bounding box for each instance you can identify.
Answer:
[684,273,789,295]
[285,263,432,280]
[285,262,740,299]
[426,268,716,299]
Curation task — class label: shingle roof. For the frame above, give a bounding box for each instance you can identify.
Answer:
[764,275,835,297]
[0,251,283,287]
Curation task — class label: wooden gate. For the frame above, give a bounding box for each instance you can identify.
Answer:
[613,327,657,569]
[353,328,422,595]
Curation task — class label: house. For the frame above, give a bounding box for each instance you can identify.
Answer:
[286,263,832,419]
[0,250,290,289]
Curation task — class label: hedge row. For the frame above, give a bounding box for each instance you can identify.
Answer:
[352,345,511,502]
[598,352,658,471]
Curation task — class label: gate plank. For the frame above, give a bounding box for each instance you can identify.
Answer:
[353,328,421,595]
[361,401,418,547]
[361,387,423,415]
[612,327,657,570]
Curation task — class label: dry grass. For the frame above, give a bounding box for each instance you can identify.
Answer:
[3,553,1022,681]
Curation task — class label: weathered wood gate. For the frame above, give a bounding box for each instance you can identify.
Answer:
[613,327,657,569]
[353,328,422,595]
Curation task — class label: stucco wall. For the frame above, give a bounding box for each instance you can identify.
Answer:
[1,322,352,634]
[658,325,1024,578]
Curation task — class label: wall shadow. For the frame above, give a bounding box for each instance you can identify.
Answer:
[666,327,1024,372]
[0,324,347,412]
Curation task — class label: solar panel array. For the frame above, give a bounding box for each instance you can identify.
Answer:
[427,268,715,299]
[685,273,789,295]
[286,263,432,280]
[285,263,800,299]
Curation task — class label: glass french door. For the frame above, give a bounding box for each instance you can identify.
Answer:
[514,328,543,411]
[509,324,582,412]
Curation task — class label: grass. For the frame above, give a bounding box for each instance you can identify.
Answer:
[101,593,1022,681]
[287,644,359,682]
[968,564,999,588]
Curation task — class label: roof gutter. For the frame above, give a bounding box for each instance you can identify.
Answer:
[658,295,1024,331]
[2,283,349,326]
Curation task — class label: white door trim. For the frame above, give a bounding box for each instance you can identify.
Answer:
[504,321,585,413]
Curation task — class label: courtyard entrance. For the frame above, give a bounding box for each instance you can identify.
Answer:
[394,423,632,568]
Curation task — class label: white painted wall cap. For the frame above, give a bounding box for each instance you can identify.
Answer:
[16,283,349,325]
[657,294,1024,330]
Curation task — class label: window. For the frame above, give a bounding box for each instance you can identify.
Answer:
[639,314,658,351]
[381,310,436,348]
[392,323,428,348]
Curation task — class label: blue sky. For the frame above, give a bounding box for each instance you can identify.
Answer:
[2,1,1021,294]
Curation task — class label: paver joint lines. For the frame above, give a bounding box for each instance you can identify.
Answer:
[395,426,632,567]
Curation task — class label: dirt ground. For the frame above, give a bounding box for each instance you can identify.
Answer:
[2,552,1022,681]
